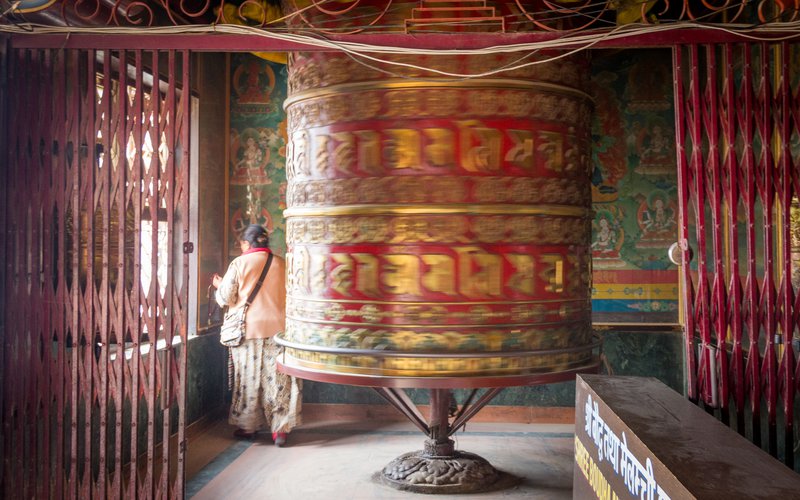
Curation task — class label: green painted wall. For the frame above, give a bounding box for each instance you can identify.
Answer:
[589,48,680,324]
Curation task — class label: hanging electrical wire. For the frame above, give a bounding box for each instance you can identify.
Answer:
[2,1,800,79]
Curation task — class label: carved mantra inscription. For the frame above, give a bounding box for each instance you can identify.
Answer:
[287,246,589,300]
[287,122,589,180]
[286,87,591,127]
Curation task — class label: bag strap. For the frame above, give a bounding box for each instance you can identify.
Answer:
[245,252,273,307]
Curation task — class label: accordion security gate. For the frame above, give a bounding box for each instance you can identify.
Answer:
[2,48,191,498]
[674,42,800,467]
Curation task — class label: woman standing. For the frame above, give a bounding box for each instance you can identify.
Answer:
[212,224,302,446]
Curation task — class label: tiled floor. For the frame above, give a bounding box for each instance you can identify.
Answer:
[187,420,576,499]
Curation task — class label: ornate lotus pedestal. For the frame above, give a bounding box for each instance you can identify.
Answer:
[278,47,598,493]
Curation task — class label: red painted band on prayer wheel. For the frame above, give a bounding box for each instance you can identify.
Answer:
[278,50,598,387]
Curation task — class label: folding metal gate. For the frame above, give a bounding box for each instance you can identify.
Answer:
[674,42,800,467]
[2,47,191,498]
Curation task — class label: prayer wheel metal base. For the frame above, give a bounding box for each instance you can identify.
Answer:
[377,389,502,494]
[277,340,599,495]
[380,449,500,494]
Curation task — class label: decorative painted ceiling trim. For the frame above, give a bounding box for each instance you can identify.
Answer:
[3,0,799,32]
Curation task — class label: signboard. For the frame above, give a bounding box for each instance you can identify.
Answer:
[574,375,800,500]
[574,378,678,500]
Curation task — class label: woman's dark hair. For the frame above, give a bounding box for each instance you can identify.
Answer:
[241,224,269,249]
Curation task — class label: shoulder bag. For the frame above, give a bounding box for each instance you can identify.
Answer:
[220,253,273,347]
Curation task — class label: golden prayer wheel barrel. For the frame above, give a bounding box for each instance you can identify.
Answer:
[278,51,599,388]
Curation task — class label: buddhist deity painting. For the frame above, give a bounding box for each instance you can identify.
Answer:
[631,120,675,176]
[635,191,677,247]
[592,208,626,268]
[590,49,679,323]
[624,56,673,112]
[232,184,281,233]
[227,54,288,257]
[230,128,272,185]
[590,71,627,203]
[232,57,276,106]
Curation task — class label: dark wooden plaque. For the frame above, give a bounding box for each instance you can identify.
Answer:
[574,375,800,500]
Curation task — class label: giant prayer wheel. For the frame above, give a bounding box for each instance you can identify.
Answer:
[278,50,599,388]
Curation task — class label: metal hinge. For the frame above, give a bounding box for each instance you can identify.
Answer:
[183,241,194,254]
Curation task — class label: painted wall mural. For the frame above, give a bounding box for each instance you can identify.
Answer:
[228,54,288,258]
[590,49,679,323]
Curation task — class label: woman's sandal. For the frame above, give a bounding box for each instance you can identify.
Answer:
[272,432,288,447]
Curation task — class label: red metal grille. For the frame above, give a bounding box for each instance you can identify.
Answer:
[2,48,191,498]
[674,43,800,466]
